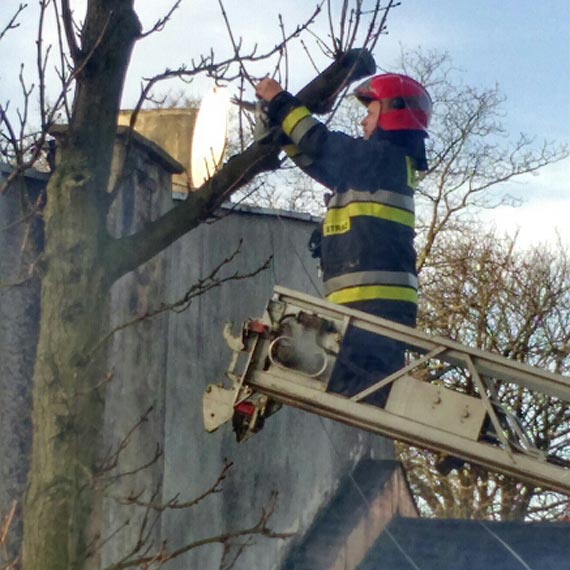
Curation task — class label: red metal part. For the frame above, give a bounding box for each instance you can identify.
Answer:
[247,320,269,335]
[235,401,256,416]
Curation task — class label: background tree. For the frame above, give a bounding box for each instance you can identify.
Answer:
[233,47,567,240]
[0,1,399,568]
[403,48,569,521]
[402,227,570,520]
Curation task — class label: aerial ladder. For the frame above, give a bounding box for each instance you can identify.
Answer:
[203,286,570,495]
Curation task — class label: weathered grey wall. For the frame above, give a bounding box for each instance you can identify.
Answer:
[0,133,394,567]
[0,168,44,560]
[158,207,394,569]
[101,134,179,565]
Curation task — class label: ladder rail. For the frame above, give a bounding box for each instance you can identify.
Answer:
[247,368,570,495]
[273,286,570,403]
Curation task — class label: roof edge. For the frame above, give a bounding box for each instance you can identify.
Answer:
[172,192,323,223]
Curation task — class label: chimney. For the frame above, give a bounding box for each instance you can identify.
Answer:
[118,108,197,193]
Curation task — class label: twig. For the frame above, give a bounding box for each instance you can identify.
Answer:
[98,406,155,474]
[0,502,17,549]
[0,252,43,290]
[0,3,27,42]
[99,444,163,490]
[114,461,234,512]
[104,492,293,570]
[91,241,271,358]
[218,0,255,88]
[0,7,113,194]
[219,537,254,570]
[139,0,183,39]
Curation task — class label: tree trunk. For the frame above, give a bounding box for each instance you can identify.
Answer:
[19,3,372,564]
[22,163,110,568]
[22,2,141,567]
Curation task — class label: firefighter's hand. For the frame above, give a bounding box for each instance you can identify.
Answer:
[255,78,284,102]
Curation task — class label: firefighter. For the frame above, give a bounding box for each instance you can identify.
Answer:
[256,73,432,406]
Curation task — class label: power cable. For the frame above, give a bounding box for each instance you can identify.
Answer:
[479,521,534,570]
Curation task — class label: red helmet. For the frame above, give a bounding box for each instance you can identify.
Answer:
[354,73,432,134]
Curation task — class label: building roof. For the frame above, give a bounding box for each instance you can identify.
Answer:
[282,460,415,570]
[172,192,323,223]
[0,162,50,182]
[49,124,185,174]
[358,517,570,570]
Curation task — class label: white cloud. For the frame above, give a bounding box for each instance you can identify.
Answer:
[478,156,570,249]
[482,199,570,249]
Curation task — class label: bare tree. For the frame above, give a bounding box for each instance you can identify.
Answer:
[0,1,400,568]
[401,226,570,520]
[400,48,568,270]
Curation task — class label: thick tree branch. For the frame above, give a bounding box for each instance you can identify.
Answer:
[106,50,375,282]
[60,0,81,63]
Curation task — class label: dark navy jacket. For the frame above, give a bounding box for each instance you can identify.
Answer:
[268,92,419,327]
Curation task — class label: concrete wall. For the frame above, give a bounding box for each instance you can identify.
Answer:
[101,132,179,565]
[157,207,393,569]
[0,167,44,560]
[0,132,394,568]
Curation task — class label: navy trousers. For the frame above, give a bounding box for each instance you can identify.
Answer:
[326,300,416,407]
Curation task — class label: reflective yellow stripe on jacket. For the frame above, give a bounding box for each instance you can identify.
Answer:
[326,285,418,305]
[323,202,415,236]
[282,106,320,146]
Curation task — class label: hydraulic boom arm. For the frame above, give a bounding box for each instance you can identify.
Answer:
[203,287,570,495]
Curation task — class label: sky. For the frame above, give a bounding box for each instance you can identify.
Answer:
[1,0,569,246]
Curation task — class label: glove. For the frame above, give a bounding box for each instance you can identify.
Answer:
[253,100,291,146]
[253,101,273,143]
[308,227,322,259]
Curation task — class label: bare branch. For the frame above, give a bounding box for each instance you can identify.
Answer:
[0,6,114,194]
[113,461,234,512]
[97,406,155,475]
[0,501,19,570]
[0,502,17,550]
[60,0,81,62]
[0,3,27,42]
[217,0,256,88]
[92,241,271,358]
[104,492,292,570]
[37,0,50,130]
[0,252,43,289]
[139,0,183,39]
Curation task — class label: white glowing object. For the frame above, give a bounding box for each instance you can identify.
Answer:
[190,86,229,189]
